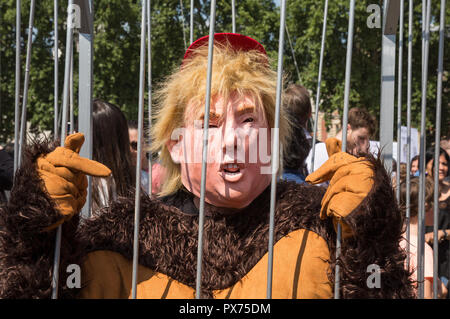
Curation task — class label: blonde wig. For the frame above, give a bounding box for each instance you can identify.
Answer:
[151,40,292,196]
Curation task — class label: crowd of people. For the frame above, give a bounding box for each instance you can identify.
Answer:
[0,33,448,299]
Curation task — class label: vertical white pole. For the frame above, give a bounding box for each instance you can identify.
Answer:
[231,0,236,33]
[147,0,153,196]
[195,0,217,299]
[405,0,413,273]
[13,0,21,174]
[131,0,147,299]
[336,0,356,299]
[396,0,404,201]
[417,0,431,299]
[310,0,329,172]
[17,0,36,167]
[51,0,75,299]
[266,0,286,299]
[54,0,59,139]
[190,0,194,44]
[432,0,445,299]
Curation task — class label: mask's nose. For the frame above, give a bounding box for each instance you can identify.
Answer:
[222,125,239,161]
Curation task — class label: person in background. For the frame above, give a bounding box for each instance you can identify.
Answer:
[441,139,450,158]
[282,84,312,183]
[424,147,450,293]
[148,153,166,195]
[441,139,450,184]
[128,120,166,195]
[128,120,151,193]
[410,155,419,176]
[391,159,407,190]
[399,176,447,299]
[306,107,376,173]
[284,84,312,146]
[91,99,135,212]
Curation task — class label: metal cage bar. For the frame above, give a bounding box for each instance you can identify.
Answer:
[190,0,194,44]
[54,0,59,139]
[13,0,21,174]
[380,0,400,172]
[310,0,329,173]
[147,0,153,196]
[195,0,217,299]
[69,45,74,134]
[266,0,286,299]
[180,0,187,51]
[336,0,356,299]
[432,0,445,299]
[405,0,413,273]
[51,0,75,299]
[231,0,236,33]
[285,25,301,84]
[417,0,431,299]
[17,0,36,168]
[77,0,94,220]
[396,0,404,202]
[131,0,148,299]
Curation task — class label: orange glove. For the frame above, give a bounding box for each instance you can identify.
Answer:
[37,133,111,230]
[305,151,374,239]
[325,137,342,157]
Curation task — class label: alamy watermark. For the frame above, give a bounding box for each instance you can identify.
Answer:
[170,122,280,174]
[367,264,381,289]
[367,4,381,29]
[66,264,81,289]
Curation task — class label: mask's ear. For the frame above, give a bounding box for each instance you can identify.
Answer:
[166,128,184,164]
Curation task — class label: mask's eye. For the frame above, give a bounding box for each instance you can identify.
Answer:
[201,121,218,129]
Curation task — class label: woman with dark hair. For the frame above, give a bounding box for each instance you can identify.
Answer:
[281,84,312,183]
[399,177,447,298]
[91,99,135,212]
[410,155,420,176]
[424,147,450,293]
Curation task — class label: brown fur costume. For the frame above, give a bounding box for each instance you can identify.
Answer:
[0,140,414,298]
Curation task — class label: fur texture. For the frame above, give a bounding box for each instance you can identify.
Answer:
[0,140,414,299]
[78,182,330,298]
[0,137,82,298]
[330,154,415,298]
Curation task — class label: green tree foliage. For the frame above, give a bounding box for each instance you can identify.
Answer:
[0,0,448,145]
[284,0,449,142]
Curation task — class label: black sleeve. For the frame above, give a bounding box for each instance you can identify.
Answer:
[0,149,14,191]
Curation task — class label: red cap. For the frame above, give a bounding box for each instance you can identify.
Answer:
[182,33,267,64]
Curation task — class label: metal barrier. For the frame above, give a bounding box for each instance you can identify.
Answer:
[266,0,286,299]
[194,0,217,299]
[131,0,148,299]
[309,0,328,173]
[417,0,431,299]
[405,0,413,278]
[335,0,356,299]
[13,0,21,174]
[432,0,446,299]
[52,0,75,299]
[17,0,36,168]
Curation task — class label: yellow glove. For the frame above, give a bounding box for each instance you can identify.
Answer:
[37,133,111,230]
[305,151,374,239]
[325,137,342,157]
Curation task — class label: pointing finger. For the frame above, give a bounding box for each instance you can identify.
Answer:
[45,147,111,177]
